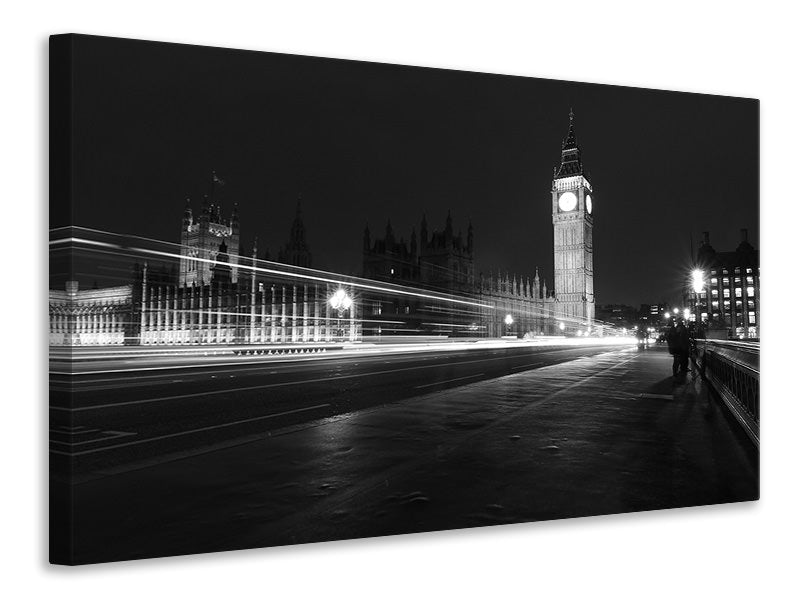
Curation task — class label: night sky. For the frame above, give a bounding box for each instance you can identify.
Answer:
[64,35,758,306]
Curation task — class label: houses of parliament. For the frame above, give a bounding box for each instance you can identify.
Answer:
[49,112,597,346]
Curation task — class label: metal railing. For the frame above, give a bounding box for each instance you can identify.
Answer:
[695,339,759,446]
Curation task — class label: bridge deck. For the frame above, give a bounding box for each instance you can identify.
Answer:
[66,345,758,564]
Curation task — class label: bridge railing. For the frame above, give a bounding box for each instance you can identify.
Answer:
[695,339,760,446]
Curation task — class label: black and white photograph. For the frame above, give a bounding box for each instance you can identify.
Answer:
[48,33,761,566]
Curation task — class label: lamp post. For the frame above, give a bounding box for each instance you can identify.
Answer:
[329,288,353,341]
[504,314,513,337]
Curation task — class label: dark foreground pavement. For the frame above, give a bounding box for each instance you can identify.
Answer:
[65,345,758,564]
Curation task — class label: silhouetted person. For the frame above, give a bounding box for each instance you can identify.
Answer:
[667,320,691,377]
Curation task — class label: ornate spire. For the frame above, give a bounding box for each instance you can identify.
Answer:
[555,108,584,179]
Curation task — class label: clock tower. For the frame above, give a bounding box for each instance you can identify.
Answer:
[551,109,595,332]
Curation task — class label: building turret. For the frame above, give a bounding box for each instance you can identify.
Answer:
[277,196,312,268]
[363,223,371,252]
[182,199,193,230]
[385,219,395,246]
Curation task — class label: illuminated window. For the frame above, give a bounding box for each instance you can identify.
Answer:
[746,268,753,274]
[735,300,742,309]
[712,300,719,308]
[747,286,755,297]
[734,277,741,284]
[723,300,731,308]
[735,287,742,298]
[722,269,729,275]
[748,300,755,309]
[735,267,741,274]
[749,312,756,324]
[711,270,717,276]
[722,277,730,286]
[723,289,730,298]
[711,289,719,297]
[713,312,720,319]
[710,278,718,285]
[746,276,754,285]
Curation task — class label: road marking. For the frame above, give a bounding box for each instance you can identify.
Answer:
[50,347,615,412]
[511,362,544,371]
[49,403,331,456]
[414,373,485,389]
[50,430,136,447]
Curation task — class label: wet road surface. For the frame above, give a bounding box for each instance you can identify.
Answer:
[55,346,758,564]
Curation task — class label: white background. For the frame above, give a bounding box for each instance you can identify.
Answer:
[2,1,797,597]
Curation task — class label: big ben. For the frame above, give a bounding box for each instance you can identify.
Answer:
[552,109,595,332]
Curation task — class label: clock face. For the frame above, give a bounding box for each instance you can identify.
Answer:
[558,191,578,212]
[586,194,593,214]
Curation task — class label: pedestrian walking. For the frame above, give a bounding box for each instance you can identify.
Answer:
[666,320,691,377]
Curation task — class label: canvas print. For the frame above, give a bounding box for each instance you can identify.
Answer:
[49,34,759,565]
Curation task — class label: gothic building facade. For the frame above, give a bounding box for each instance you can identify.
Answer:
[362,212,474,293]
[178,177,240,287]
[50,110,600,346]
[361,110,597,337]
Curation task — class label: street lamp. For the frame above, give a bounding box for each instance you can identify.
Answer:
[329,288,353,340]
[691,268,704,324]
[504,314,513,337]
[558,321,565,332]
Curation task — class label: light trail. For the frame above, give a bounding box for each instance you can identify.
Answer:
[50,337,639,376]
[49,345,616,411]
[52,233,495,309]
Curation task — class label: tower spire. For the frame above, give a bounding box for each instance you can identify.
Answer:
[556,109,583,179]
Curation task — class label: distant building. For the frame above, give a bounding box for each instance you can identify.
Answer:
[636,303,668,327]
[596,304,638,330]
[363,212,556,337]
[692,229,759,339]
